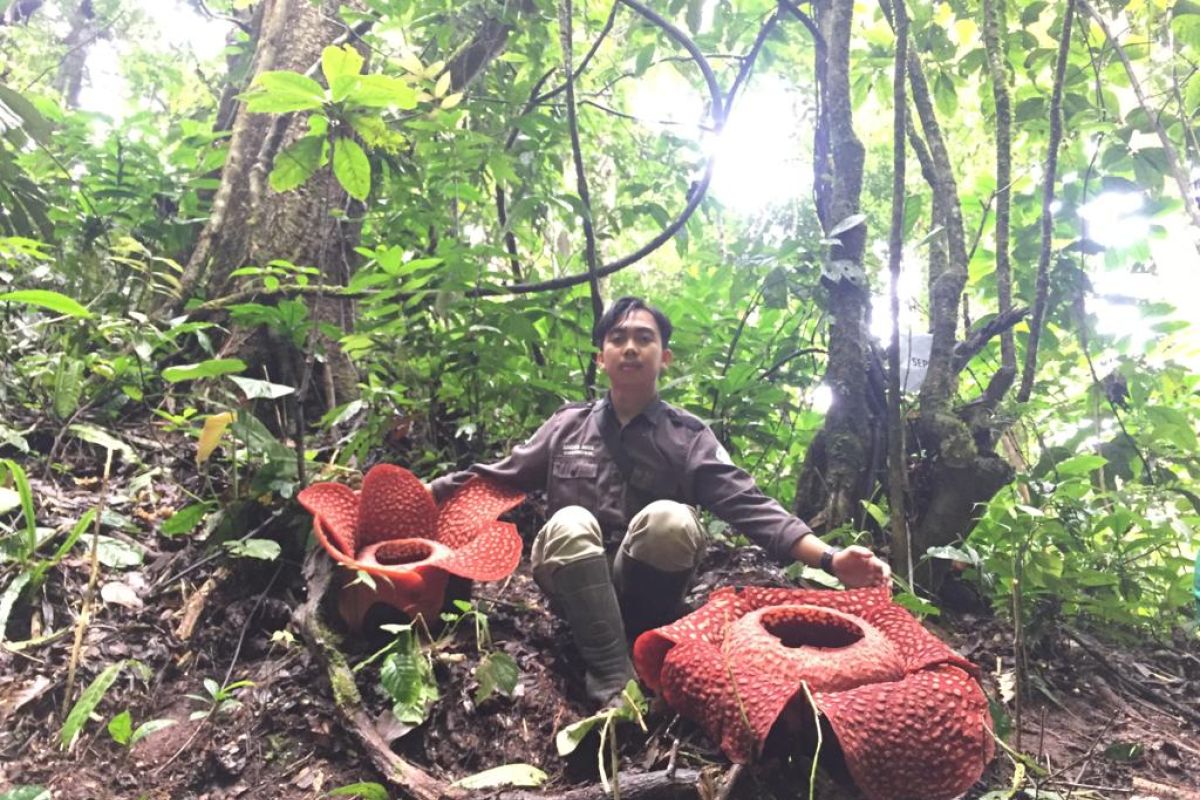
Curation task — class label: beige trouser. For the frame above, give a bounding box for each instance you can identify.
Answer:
[531,501,706,596]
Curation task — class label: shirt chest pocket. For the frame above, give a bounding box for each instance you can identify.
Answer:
[552,457,599,479]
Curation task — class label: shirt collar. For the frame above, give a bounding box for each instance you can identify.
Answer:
[597,394,665,427]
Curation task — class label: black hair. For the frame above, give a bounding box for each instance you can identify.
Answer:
[593,296,673,349]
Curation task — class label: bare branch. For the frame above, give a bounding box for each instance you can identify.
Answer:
[1079,0,1200,236]
[1017,0,1076,402]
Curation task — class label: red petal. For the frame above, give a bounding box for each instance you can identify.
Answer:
[298,482,359,555]
[660,640,758,762]
[817,665,994,800]
[311,518,363,569]
[434,520,523,580]
[357,464,438,547]
[435,476,525,548]
[637,585,993,800]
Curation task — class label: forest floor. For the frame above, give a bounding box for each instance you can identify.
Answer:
[2,427,1199,800]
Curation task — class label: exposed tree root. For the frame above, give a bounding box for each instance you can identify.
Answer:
[294,550,458,800]
[495,768,702,800]
[294,548,707,800]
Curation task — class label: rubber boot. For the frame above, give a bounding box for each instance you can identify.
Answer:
[548,556,634,704]
[613,552,696,639]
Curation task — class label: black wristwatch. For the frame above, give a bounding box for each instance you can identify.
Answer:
[820,545,842,576]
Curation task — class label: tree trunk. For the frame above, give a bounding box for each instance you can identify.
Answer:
[175,0,363,409]
[53,0,99,109]
[794,0,877,533]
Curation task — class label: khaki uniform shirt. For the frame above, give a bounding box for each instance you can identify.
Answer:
[430,395,812,562]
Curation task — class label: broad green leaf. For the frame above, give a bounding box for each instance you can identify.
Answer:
[892,591,940,617]
[61,661,125,749]
[0,572,31,643]
[223,539,281,561]
[162,358,247,382]
[229,376,296,400]
[321,44,364,85]
[1055,454,1107,477]
[555,714,601,756]
[245,71,326,113]
[0,487,19,515]
[0,83,52,143]
[333,137,371,201]
[0,787,51,800]
[0,289,90,318]
[270,135,324,193]
[91,536,145,569]
[348,74,418,109]
[52,357,83,420]
[379,630,438,725]
[107,710,133,745]
[68,424,134,458]
[327,783,390,800]
[474,650,519,704]
[925,545,975,564]
[1,458,36,550]
[160,503,212,537]
[1102,741,1144,762]
[130,718,177,745]
[827,213,866,238]
[452,764,548,789]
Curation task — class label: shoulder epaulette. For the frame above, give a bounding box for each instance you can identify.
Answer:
[665,405,706,431]
[553,400,594,416]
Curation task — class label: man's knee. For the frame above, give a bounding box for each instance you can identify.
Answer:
[532,506,605,591]
[621,500,705,572]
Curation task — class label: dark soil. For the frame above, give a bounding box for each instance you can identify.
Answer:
[2,429,1199,800]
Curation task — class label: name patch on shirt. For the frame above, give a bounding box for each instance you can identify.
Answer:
[560,444,596,457]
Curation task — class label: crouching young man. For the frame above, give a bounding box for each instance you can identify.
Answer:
[431,297,890,704]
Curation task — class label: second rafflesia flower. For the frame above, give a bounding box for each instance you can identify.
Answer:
[298,464,525,630]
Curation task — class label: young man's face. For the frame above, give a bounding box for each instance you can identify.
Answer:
[596,308,673,390]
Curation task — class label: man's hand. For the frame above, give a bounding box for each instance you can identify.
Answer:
[832,545,891,588]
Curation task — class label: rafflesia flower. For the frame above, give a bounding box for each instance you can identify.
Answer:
[298,465,524,630]
[633,585,993,800]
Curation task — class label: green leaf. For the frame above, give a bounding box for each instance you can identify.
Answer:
[1055,454,1107,477]
[61,661,125,749]
[0,572,32,643]
[333,137,371,201]
[161,503,213,537]
[0,788,51,800]
[93,536,145,568]
[245,71,326,113]
[52,357,83,420]
[555,714,602,756]
[68,423,135,458]
[0,83,53,143]
[229,375,296,400]
[348,75,418,109]
[452,764,549,789]
[327,783,390,800]
[270,135,324,193]
[130,718,177,745]
[0,487,19,515]
[827,213,867,238]
[474,650,519,704]
[223,538,281,561]
[0,458,35,549]
[0,289,90,318]
[321,44,365,86]
[162,358,247,382]
[107,710,133,745]
[379,630,438,725]
[1102,741,1144,762]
